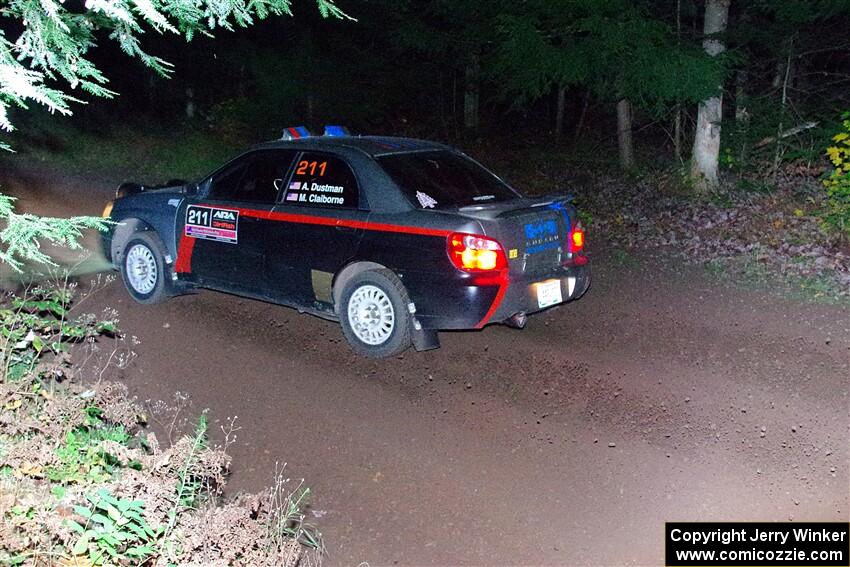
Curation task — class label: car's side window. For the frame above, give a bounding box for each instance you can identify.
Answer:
[206,161,248,201]
[283,152,360,209]
[207,150,296,203]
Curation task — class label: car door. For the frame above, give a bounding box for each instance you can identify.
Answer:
[182,149,297,295]
[265,151,367,309]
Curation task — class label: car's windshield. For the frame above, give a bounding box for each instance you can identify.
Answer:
[377,151,520,209]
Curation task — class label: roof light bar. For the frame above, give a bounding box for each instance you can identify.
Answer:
[281,126,312,140]
[323,125,350,137]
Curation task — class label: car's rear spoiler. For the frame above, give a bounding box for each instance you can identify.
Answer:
[116,179,188,199]
[455,194,574,218]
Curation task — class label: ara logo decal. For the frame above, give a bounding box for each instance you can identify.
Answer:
[212,210,237,221]
[185,205,238,243]
[524,220,558,240]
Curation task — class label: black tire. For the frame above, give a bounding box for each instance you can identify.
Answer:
[339,269,412,358]
[119,232,171,304]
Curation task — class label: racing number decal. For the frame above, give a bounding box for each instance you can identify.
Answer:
[185,205,239,244]
[187,207,209,226]
[295,160,328,176]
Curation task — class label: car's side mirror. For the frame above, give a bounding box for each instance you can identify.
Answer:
[184,183,199,196]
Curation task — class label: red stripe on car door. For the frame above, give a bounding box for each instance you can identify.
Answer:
[174,233,195,273]
[173,205,506,328]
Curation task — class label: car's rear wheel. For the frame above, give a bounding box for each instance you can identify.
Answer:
[120,232,171,304]
[339,269,412,358]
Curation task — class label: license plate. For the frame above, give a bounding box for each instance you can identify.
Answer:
[537,280,563,309]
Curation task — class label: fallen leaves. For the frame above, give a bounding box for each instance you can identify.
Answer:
[58,555,94,567]
[586,175,850,296]
[14,461,44,479]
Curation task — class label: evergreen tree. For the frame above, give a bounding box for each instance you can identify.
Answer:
[491,0,723,169]
[387,0,497,133]
[724,0,850,177]
[0,0,349,149]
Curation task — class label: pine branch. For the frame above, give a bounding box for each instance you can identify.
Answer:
[0,194,110,272]
[0,0,351,139]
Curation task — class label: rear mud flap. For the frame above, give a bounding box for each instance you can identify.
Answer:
[411,326,440,351]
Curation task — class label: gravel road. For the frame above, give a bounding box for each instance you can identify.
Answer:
[2,164,848,566]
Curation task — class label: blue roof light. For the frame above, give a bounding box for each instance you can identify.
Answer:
[323,125,350,137]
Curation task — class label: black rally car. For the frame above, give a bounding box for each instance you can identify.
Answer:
[102,128,590,357]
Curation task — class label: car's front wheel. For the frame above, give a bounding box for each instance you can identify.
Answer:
[339,269,412,358]
[120,232,171,304]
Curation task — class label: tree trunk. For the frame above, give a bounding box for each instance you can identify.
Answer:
[617,98,634,170]
[185,88,196,120]
[463,52,480,132]
[146,75,157,111]
[772,60,783,89]
[772,38,794,183]
[734,71,748,125]
[573,89,589,143]
[690,0,731,192]
[674,0,683,165]
[735,70,749,170]
[452,72,458,136]
[438,68,445,131]
[674,106,683,165]
[555,86,566,140]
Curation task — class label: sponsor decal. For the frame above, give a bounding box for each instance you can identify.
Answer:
[212,209,236,222]
[526,241,561,254]
[416,191,438,209]
[185,205,238,243]
[508,248,518,259]
[524,219,560,254]
[524,219,558,240]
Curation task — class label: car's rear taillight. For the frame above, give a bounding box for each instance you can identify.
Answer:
[569,223,585,253]
[447,232,508,272]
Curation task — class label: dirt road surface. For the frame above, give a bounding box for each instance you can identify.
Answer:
[2,164,848,566]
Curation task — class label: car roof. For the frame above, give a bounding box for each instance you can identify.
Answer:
[253,135,453,158]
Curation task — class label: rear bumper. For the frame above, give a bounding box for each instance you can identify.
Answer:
[484,262,591,326]
[407,261,591,331]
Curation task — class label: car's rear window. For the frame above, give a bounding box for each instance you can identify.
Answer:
[377,151,519,209]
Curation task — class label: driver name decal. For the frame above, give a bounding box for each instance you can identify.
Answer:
[185,205,239,243]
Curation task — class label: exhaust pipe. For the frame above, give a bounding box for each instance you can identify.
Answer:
[505,312,528,329]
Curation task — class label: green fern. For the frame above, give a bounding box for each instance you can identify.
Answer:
[0,194,109,271]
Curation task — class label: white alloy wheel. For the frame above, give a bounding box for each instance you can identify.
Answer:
[347,284,395,345]
[125,243,158,295]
